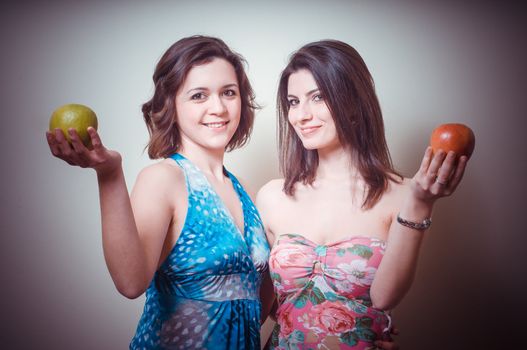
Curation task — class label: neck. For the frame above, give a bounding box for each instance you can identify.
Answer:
[178,142,226,181]
[315,145,359,182]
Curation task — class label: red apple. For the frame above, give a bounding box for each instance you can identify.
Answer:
[430,123,475,159]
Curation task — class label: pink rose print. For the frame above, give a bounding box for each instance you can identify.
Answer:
[270,246,311,271]
[277,310,295,337]
[310,301,355,335]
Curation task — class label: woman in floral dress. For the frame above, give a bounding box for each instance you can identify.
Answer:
[257,40,469,349]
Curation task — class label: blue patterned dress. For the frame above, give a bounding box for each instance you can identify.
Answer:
[130,153,270,350]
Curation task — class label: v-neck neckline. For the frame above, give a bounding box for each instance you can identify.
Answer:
[174,153,247,238]
[221,170,247,238]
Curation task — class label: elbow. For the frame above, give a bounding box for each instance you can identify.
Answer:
[370,291,399,311]
[118,286,145,300]
[122,291,143,300]
[109,270,149,299]
[370,278,412,310]
[371,298,395,311]
[115,281,147,300]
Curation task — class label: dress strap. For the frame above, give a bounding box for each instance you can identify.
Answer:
[224,170,246,203]
[168,153,210,198]
[224,169,261,220]
[167,153,207,236]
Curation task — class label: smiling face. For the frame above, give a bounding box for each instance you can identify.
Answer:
[287,69,341,152]
[175,57,241,153]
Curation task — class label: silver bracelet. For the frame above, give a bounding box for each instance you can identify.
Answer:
[396,214,432,230]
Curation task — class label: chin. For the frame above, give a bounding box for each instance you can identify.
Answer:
[204,138,232,150]
[205,142,230,151]
[300,139,322,150]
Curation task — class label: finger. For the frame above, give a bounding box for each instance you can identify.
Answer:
[374,340,399,350]
[67,129,92,167]
[53,128,80,165]
[434,151,457,186]
[427,149,446,182]
[390,327,400,335]
[68,128,88,154]
[54,128,74,156]
[418,147,434,175]
[446,155,468,192]
[46,131,61,156]
[87,127,105,151]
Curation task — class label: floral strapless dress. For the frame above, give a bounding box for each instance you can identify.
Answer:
[268,234,392,350]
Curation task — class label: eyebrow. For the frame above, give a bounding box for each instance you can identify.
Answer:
[186,83,239,95]
[287,88,320,99]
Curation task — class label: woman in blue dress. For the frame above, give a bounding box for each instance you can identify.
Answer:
[46,36,271,349]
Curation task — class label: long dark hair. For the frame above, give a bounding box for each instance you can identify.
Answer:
[142,35,258,159]
[277,39,401,209]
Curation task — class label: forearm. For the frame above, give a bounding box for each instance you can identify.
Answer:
[371,148,468,310]
[97,167,149,298]
[370,198,432,310]
[259,269,276,323]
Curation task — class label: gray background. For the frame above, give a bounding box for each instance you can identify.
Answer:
[1,0,526,348]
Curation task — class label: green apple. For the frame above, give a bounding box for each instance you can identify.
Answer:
[49,103,98,148]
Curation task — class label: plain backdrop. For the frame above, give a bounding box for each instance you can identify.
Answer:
[1,1,526,349]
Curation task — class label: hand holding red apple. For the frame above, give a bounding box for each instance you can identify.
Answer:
[408,123,474,205]
[410,147,464,202]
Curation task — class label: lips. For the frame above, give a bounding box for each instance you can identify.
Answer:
[202,121,229,129]
[299,125,321,136]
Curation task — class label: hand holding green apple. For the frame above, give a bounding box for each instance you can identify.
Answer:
[46,103,121,175]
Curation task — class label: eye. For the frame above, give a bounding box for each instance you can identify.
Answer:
[287,98,299,107]
[223,89,237,97]
[313,94,324,102]
[190,92,206,100]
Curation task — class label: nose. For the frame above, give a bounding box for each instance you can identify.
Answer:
[209,94,227,115]
[289,101,312,124]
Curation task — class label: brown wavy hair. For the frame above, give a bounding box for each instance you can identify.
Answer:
[142,35,258,159]
[277,40,401,209]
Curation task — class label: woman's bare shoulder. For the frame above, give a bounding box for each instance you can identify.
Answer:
[132,159,186,198]
[257,179,288,209]
[257,179,286,202]
[260,178,285,191]
[138,159,183,179]
[382,176,412,209]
